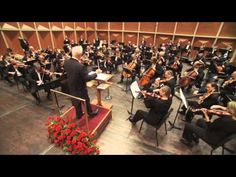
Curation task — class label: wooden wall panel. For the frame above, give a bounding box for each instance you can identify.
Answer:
[22,31,39,50]
[19,22,35,29]
[157,22,175,33]
[156,35,172,47]
[97,31,108,41]
[220,22,236,37]
[38,31,52,49]
[76,31,85,41]
[110,32,122,42]
[97,22,108,30]
[35,22,49,29]
[124,22,139,31]
[110,22,123,30]
[196,22,221,36]
[4,31,23,54]
[140,22,156,32]
[51,22,63,29]
[174,36,192,45]
[87,31,96,43]
[63,22,74,29]
[86,22,95,30]
[52,31,64,49]
[0,33,7,55]
[75,22,85,30]
[139,33,154,45]
[175,22,197,35]
[193,37,214,47]
[124,33,137,44]
[215,39,236,50]
[64,31,75,42]
[4,22,18,28]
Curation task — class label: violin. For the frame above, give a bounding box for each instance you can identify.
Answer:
[137,90,161,99]
[192,108,231,116]
[198,90,215,104]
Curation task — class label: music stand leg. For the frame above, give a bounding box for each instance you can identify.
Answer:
[127,96,134,120]
[105,87,112,100]
[168,100,182,131]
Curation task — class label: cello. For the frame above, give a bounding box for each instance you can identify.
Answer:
[122,57,137,78]
[139,58,157,87]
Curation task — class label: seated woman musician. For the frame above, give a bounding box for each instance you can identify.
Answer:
[180,101,236,148]
[129,86,172,126]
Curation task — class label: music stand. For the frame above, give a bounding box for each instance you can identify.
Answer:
[127,81,140,120]
[168,88,188,131]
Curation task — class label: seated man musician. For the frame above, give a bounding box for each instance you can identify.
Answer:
[180,101,236,148]
[129,86,172,126]
[179,83,219,122]
[26,62,52,104]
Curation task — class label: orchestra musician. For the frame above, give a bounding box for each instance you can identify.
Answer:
[150,70,176,96]
[180,101,236,148]
[179,83,219,122]
[0,55,14,86]
[64,46,99,119]
[26,62,52,104]
[7,59,29,90]
[18,37,29,52]
[117,54,138,84]
[128,86,172,126]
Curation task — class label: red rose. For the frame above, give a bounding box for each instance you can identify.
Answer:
[70,130,76,137]
[92,140,97,144]
[66,129,71,134]
[55,125,61,132]
[67,136,72,140]
[72,151,77,155]
[71,123,76,128]
[54,132,58,137]
[56,116,61,122]
[72,139,77,145]
[66,140,71,145]
[65,118,69,123]
[67,147,72,152]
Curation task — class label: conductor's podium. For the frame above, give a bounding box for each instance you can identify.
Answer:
[60,104,112,138]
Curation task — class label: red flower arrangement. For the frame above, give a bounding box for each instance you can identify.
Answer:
[46,115,100,155]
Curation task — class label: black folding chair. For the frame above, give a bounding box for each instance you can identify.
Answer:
[139,108,174,147]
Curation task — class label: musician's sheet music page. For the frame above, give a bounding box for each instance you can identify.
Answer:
[130,81,140,99]
[96,73,110,81]
[180,88,188,109]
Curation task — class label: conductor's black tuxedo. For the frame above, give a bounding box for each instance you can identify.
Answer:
[64,57,97,118]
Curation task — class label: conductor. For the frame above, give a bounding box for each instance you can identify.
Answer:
[64,46,99,119]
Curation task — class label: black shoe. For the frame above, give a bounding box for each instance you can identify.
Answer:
[47,93,52,100]
[117,80,123,84]
[178,110,186,115]
[36,99,41,105]
[180,138,194,148]
[128,118,136,125]
[89,108,99,118]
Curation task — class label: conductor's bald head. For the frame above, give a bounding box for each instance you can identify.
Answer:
[72,46,83,59]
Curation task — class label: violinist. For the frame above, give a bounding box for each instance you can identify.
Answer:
[167,55,183,79]
[0,55,14,86]
[221,71,236,95]
[26,62,52,104]
[150,70,176,96]
[7,59,29,90]
[112,48,123,73]
[179,83,219,122]
[117,54,138,84]
[129,86,172,126]
[180,101,236,148]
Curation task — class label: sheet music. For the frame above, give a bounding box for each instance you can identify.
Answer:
[179,88,188,109]
[130,81,141,99]
[88,71,96,75]
[96,73,110,81]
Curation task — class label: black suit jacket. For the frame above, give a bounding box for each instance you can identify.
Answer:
[143,97,172,125]
[64,58,97,97]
